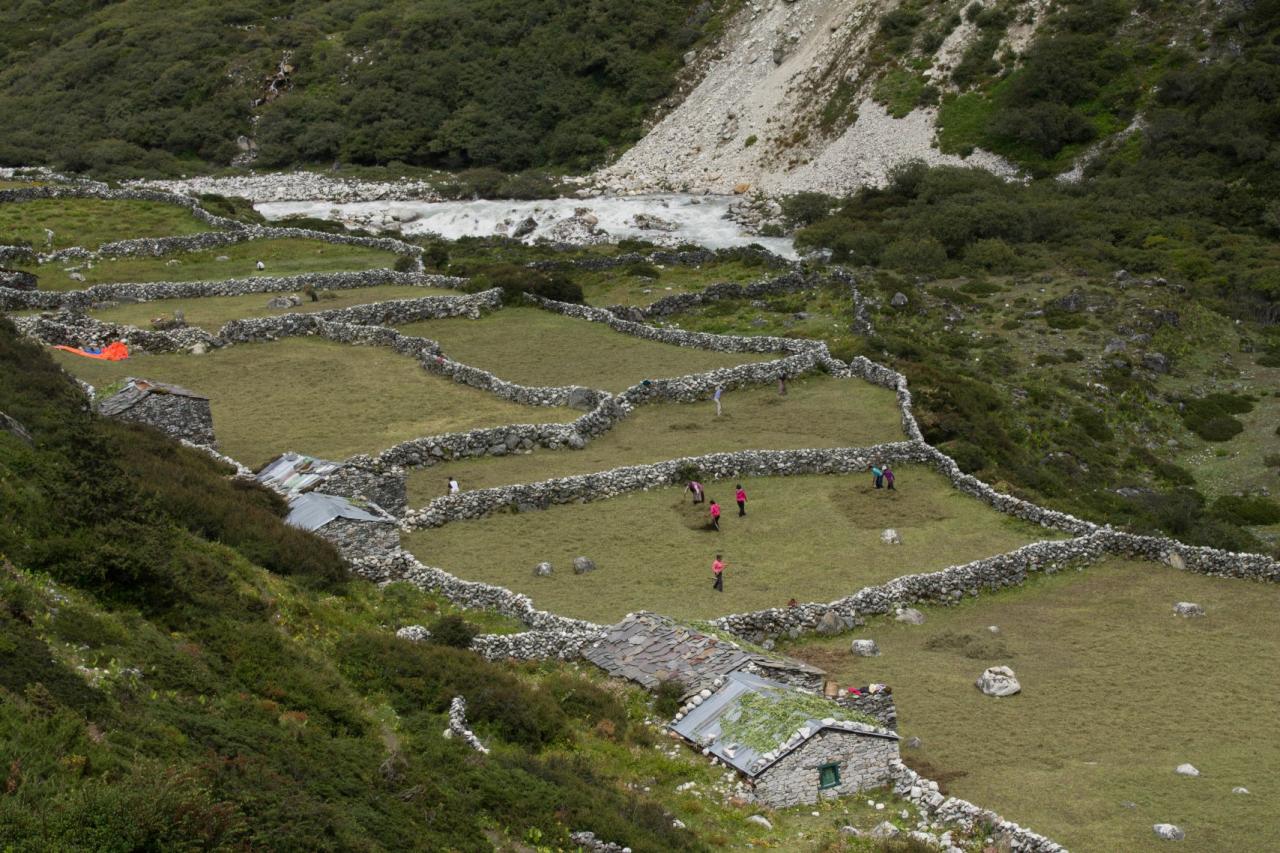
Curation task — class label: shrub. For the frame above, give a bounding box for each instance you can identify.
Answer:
[881,236,948,275]
[472,265,584,305]
[430,615,479,649]
[781,192,837,228]
[393,254,417,272]
[1181,393,1254,442]
[964,238,1018,272]
[1212,496,1280,526]
[624,261,661,279]
[653,678,687,718]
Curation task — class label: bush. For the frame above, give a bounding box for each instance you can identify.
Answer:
[624,261,661,279]
[781,192,837,228]
[881,236,948,275]
[1182,393,1254,442]
[653,678,687,718]
[430,615,479,649]
[1212,495,1280,526]
[472,265,584,305]
[393,254,417,272]
[964,238,1018,272]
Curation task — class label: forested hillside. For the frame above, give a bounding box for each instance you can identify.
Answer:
[0,0,714,176]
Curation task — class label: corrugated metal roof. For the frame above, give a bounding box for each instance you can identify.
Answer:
[285,492,391,532]
[671,671,897,778]
[256,451,344,496]
[98,378,208,417]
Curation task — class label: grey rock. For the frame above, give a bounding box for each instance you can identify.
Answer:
[1153,823,1184,841]
[1232,786,1249,794]
[745,814,773,830]
[1143,352,1170,373]
[905,736,922,749]
[1104,338,1127,354]
[567,386,597,410]
[395,625,431,643]
[869,821,899,840]
[1175,763,1200,777]
[851,639,880,657]
[266,294,301,309]
[880,528,902,545]
[976,665,1021,697]
[573,556,597,574]
[533,561,554,577]
[815,608,844,635]
[1174,601,1204,618]
[512,216,538,239]
[839,825,862,837]
[894,607,925,625]
[0,410,34,445]
[1055,291,1086,312]
[890,291,909,308]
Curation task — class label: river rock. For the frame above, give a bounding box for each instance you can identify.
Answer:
[512,216,538,239]
[1153,824,1185,841]
[572,556,597,574]
[851,639,880,656]
[976,666,1021,697]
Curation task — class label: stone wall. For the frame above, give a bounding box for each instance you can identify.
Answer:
[13,311,216,354]
[0,269,464,312]
[890,761,1065,853]
[322,516,401,560]
[606,270,817,319]
[834,691,898,731]
[446,696,490,754]
[751,729,900,809]
[322,456,408,515]
[527,245,790,273]
[107,394,216,448]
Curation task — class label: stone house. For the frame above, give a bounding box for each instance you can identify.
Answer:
[97,378,215,447]
[257,451,406,515]
[670,671,900,809]
[284,491,398,559]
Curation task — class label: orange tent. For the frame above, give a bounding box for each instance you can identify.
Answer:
[52,341,130,361]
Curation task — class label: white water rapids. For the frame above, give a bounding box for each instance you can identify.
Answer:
[255,194,795,257]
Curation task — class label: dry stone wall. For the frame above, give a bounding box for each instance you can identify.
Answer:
[751,730,899,809]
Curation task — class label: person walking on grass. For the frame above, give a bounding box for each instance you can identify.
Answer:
[871,463,884,489]
[883,465,896,491]
[712,554,725,592]
[714,384,724,417]
[447,477,459,496]
[735,483,747,516]
[709,499,721,531]
[688,480,705,504]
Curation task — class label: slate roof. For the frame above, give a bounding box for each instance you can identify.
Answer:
[670,671,898,778]
[257,451,344,496]
[285,492,393,532]
[98,378,208,417]
[581,612,823,696]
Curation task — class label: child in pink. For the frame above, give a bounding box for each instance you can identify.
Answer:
[735,484,747,516]
[712,554,725,591]
[709,500,721,531]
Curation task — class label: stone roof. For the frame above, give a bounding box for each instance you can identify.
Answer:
[581,611,823,696]
[670,671,898,778]
[98,378,208,417]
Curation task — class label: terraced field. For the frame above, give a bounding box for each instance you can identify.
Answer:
[0,197,215,249]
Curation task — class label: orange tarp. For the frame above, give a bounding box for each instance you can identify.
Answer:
[52,341,130,361]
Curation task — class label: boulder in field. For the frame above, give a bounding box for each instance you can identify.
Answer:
[976,666,1021,697]
[533,562,553,577]
[572,556,597,574]
[1153,824,1185,841]
[1174,601,1204,618]
[894,607,925,625]
[851,639,880,657]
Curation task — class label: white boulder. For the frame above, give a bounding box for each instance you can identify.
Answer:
[975,666,1021,697]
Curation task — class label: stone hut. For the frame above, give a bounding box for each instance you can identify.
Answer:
[284,491,398,560]
[671,671,900,809]
[581,611,826,697]
[97,378,215,446]
[257,451,407,515]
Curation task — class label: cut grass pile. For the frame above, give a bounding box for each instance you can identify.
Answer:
[407,374,904,502]
[398,306,770,392]
[787,559,1280,853]
[0,198,213,250]
[402,467,1055,624]
[89,284,463,332]
[23,237,403,291]
[52,337,572,469]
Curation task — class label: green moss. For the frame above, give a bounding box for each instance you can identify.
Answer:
[718,688,879,753]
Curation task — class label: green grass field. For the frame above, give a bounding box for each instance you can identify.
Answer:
[0,198,213,250]
[21,237,404,291]
[406,374,904,503]
[397,306,771,392]
[52,338,573,469]
[402,467,1056,623]
[786,558,1280,853]
[89,284,464,332]
[574,260,768,307]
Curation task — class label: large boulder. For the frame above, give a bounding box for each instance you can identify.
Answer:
[851,639,880,657]
[533,562,554,577]
[1153,824,1185,841]
[512,216,538,239]
[975,666,1021,697]
[894,607,925,625]
[1174,601,1204,618]
[1175,763,1200,777]
[890,292,909,308]
[815,608,845,635]
[572,556,597,574]
[395,625,431,643]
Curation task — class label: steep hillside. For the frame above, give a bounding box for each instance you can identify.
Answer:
[0,0,717,177]
[594,0,1250,194]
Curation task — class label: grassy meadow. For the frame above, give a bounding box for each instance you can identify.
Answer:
[407,374,904,502]
[575,260,769,307]
[0,198,214,249]
[786,559,1280,853]
[402,467,1056,623]
[89,284,464,332]
[52,338,573,468]
[397,306,771,392]
[24,237,403,291]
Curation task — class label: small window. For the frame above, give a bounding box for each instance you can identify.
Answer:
[818,763,841,790]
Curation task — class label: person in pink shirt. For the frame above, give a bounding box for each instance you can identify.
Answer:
[687,480,704,503]
[735,484,747,516]
[712,554,725,591]
[709,499,721,531]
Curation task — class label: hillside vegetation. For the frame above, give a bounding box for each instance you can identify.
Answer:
[0,0,715,176]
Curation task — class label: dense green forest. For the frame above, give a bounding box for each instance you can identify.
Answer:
[0,0,713,176]
[0,319,702,850]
